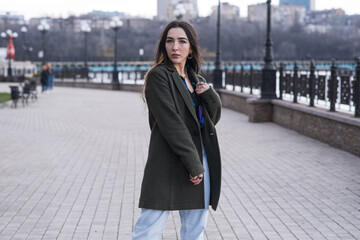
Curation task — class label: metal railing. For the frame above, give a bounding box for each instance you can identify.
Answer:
[278,59,360,117]
[5,59,356,117]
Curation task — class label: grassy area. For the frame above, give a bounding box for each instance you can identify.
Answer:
[0,93,11,103]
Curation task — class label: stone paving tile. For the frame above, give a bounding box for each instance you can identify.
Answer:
[0,84,359,240]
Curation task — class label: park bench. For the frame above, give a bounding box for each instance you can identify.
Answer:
[9,80,36,108]
[9,85,20,108]
[19,81,30,106]
[29,80,38,100]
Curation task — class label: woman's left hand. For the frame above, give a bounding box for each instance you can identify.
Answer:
[190,173,204,185]
[195,82,209,95]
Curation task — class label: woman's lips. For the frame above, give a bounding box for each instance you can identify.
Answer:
[171,54,181,58]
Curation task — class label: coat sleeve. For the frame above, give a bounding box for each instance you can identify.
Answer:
[198,76,222,125]
[145,68,205,177]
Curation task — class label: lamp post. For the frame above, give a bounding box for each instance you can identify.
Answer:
[213,0,223,89]
[261,0,277,99]
[110,17,123,83]
[1,29,18,77]
[20,26,32,62]
[37,20,50,65]
[81,21,91,81]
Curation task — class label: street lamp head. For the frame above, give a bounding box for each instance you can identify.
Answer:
[110,17,123,30]
[21,26,28,33]
[37,24,44,31]
[38,20,50,32]
[2,30,18,39]
[80,21,91,33]
[174,4,186,20]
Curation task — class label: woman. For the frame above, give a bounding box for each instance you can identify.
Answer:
[133,20,222,240]
[40,64,49,93]
[47,64,55,91]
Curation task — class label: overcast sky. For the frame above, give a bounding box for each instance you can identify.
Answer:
[1,0,359,20]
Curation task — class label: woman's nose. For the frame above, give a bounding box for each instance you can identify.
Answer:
[172,41,179,50]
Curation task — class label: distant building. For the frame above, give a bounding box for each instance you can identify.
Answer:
[80,10,126,30]
[157,0,171,20]
[279,0,315,11]
[304,8,347,33]
[125,18,154,32]
[274,4,306,27]
[248,3,306,29]
[210,2,240,23]
[157,0,198,21]
[88,10,125,18]
[305,8,345,24]
[28,18,51,28]
[0,12,25,30]
[248,3,267,23]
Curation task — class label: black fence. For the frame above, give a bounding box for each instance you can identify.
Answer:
[278,59,360,117]
[201,59,359,117]
[55,66,148,84]
[2,59,358,117]
[199,63,262,94]
[51,59,359,117]
[0,64,37,82]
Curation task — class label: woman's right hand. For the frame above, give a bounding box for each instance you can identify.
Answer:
[195,82,209,95]
[189,173,204,185]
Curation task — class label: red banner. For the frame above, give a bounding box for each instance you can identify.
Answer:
[6,37,15,60]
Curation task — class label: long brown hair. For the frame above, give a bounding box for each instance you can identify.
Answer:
[144,20,202,82]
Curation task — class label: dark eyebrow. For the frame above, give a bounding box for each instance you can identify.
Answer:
[166,36,188,41]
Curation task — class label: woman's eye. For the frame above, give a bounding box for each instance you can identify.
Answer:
[180,40,187,44]
[166,39,172,43]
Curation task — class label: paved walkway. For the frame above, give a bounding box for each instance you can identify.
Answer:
[0,84,359,240]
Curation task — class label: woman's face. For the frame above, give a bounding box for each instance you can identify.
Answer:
[165,27,192,67]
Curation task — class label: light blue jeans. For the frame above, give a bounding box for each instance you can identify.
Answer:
[132,146,210,240]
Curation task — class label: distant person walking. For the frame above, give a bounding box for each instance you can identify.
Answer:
[40,64,49,93]
[132,20,222,240]
[47,64,55,91]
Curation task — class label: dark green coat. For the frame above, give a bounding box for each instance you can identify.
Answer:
[139,63,222,211]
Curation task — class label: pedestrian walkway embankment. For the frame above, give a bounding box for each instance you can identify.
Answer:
[219,89,360,158]
[53,81,360,158]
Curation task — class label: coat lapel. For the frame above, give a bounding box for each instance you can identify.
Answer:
[171,71,199,123]
[165,63,203,124]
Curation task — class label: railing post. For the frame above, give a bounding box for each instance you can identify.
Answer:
[101,69,104,83]
[232,63,236,91]
[250,64,253,94]
[329,59,338,112]
[355,57,360,117]
[309,59,315,107]
[224,64,228,88]
[61,66,64,82]
[279,62,284,100]
[135,65,138,84]
[207,63,210,82]
[240,64,244,92]
[293,62,298,103]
